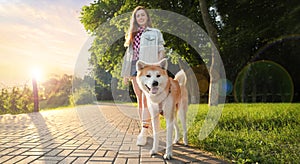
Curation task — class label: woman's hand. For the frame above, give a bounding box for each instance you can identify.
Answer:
[158,50,166,60]
[123,77,130,85]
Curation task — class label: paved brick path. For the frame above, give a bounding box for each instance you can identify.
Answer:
[0,103,227,163]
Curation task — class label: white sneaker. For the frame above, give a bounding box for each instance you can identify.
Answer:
[136,128,147,146]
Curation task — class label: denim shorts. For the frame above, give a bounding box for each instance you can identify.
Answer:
[131,60,137,76]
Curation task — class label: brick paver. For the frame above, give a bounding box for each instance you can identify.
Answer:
[0,103,227,163]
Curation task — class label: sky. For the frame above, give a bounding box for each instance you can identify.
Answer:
[0,0,94,87]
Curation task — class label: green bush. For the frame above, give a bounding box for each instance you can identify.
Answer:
[70,87,96,105]
[43,92,70,109]
[0,86,34,115]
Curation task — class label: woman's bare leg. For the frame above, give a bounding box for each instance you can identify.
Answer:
[131,77,151,127]
[131,77,143,120]
[131,77,150,146]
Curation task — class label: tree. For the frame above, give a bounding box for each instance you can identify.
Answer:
[0,85,34,114]
[199,0,221,106]
[80,0,300,102]
[41,74,73,108]
[214,0,300,101]
[80,0,210,101]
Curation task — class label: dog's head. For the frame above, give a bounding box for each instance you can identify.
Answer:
[136,59,169,95]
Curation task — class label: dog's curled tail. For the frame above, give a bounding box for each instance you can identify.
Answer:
[174,69,187,86]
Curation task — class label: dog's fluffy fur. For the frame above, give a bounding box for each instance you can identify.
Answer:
[136,58,188,159]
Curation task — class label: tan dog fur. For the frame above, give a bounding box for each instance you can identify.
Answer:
[136,58,188,160]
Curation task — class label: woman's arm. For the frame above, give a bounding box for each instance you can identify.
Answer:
[158,30,165,60]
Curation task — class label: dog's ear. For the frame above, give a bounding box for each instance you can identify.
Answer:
[159,58,168,70]
[136,60,147,71]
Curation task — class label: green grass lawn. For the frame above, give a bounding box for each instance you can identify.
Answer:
[185,103,300,163]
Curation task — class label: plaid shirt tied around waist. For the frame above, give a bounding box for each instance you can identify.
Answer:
[132,27,145,61]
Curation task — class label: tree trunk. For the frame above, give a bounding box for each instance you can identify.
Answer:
[199,0,219,50]
[32,78,39,112]
[199,0,220,106]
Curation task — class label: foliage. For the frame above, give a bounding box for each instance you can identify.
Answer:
[188,103,300,163]
[215,0,300,80]
[0,74,90,114]
[0,74,74,114]
[0,85,34,115]
[80,0,208,89]
[0,74,100,114]
[70,75,97,105]
[40,74,73,109]
[70,86,96,105]
[80,0,300,102]
[234,61,294,102]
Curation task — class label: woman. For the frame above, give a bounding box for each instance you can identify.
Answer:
[121,6,165,146]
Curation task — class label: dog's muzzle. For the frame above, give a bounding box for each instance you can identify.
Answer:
[145,81,159,94]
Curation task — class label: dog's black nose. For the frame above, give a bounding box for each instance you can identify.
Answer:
[152,81,159,87]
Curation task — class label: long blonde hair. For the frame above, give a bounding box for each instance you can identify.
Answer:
[124,6,152,47]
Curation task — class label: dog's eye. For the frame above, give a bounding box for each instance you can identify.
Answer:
[156,75,161,78]
[146,75,151,78]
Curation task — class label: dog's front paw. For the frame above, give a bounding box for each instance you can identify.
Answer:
[163,153,172,160]
[136,134,147,146]
[150,149,158,157]
[183,140,188,146]
[173,138,179,144]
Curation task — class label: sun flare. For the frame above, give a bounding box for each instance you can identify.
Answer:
[30,67,44,82]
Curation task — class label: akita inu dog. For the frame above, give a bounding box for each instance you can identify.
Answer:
[136,58,188,160]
